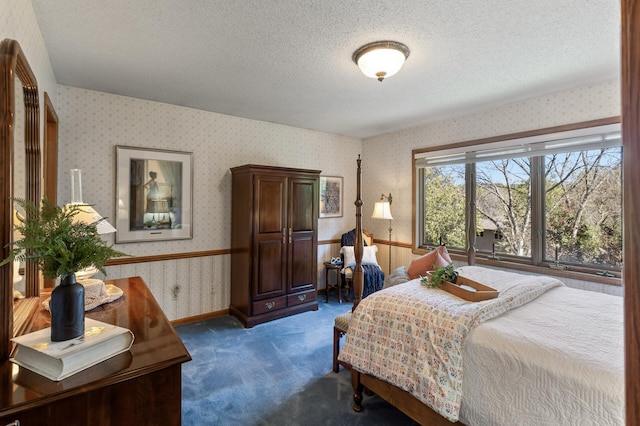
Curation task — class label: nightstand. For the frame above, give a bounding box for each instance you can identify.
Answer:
[324,261,343,303]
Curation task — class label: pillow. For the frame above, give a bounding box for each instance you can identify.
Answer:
[438,245,453,264]
[362,245,379,266]
[407,249,437,279]
[383,266,410,289]
[407,246,452,279]
[433,251,450,269]
[341,245,355,269]
[340,245,380,268]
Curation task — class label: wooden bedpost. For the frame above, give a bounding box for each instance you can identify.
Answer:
[352,155,364,311]
[351,370,364,412]
[351,155,366,413]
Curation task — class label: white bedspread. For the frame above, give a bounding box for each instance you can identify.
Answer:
[338,266,563,422]
[460,284,624,426]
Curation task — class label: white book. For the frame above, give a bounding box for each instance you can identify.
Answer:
[10,317,134,381]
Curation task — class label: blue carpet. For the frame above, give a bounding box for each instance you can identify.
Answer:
[176,295,419,425]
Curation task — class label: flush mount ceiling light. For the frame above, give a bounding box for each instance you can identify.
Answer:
[352,40,410,82]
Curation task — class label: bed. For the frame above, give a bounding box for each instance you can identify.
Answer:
[337,157,624,425]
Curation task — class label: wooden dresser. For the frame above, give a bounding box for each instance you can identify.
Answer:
[0,277,191,426]
[230,164,320,327]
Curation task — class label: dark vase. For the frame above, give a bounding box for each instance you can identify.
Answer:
[50,273,85,341]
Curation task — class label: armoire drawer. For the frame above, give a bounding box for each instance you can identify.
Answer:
[252,296,287,315]
[287,289,316,307]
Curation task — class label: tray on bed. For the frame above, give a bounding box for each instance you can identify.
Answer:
[442,276,499,302]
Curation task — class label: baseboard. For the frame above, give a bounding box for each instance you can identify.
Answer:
[171,308,229,326]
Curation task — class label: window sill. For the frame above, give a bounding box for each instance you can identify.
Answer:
[466,256,622,287]
[413,246,622,286]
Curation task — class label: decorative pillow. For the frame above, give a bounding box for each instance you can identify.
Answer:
[407,246,453,279]
[438,245,453,264]
[362,245,379,266]
[383,266,410,289]
[407,249,437,279]
[433,251,450,269]
[340,245,380,268]
[341,245,355,268]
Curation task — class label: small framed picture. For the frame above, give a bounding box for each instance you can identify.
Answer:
[115,146,193,243]
[319,176,343,218]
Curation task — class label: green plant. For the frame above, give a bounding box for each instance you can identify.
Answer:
[1,198,127,279]
[421,262,458,288]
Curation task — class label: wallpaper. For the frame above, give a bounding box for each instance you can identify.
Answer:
[56,85,362,256]
[0,0,57,106]
[54,86,367,318]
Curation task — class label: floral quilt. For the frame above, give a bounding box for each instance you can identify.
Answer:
[337,266,563,422]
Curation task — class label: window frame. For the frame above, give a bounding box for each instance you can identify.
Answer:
[412,117,622,286]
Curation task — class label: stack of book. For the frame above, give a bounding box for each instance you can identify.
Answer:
[11,318,134,381]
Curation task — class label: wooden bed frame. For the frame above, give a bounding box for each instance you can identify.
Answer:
[348,155,462,425]
[342,8,640,424]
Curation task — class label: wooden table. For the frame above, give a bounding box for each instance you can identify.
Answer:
[0,277,192,426]
[324,261,344,303]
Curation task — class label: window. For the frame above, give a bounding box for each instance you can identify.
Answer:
[413,119,622,275]
[476,158,531,257]
[544,147,622,268]
[420,164,466,248]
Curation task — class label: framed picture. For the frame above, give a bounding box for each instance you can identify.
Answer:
[319,176,343,218]
[115,146,193,243]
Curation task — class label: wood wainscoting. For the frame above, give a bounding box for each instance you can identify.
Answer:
[105,244,337,323]
[104,250,231,322]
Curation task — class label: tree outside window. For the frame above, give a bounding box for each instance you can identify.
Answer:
[422,165,466,248]
[544,148,622,267]
[476,158,532,257]
[417,131,622,272]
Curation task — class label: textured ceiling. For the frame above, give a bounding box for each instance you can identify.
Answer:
[30,0,620,139]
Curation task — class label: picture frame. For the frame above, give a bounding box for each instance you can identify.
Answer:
[115,146,193,243]
[319,176,343,218]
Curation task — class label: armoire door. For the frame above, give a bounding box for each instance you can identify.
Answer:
[287,176,318,293]
[230,164,320,327]
[253,174,287,299]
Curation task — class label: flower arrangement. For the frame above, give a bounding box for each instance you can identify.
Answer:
[421,262,458,288]
[0,198,127,279]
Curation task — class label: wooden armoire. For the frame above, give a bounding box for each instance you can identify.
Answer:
[229,165,320,327]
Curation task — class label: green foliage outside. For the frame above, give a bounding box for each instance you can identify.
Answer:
[422,147,622,268]
[423,166,466,248]
[476,158,532,257]
[1,198,128,279]
[544,150,622,266]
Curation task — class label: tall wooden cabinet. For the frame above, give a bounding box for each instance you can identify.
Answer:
[230,165,320,327]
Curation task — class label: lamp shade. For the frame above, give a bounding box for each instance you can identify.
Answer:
[353,41,410,82]
[66,168,116,234]
[372,201,393,220]
[66,204,117,235]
